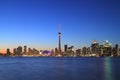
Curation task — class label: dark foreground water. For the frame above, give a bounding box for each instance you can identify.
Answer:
[0,57,120,80]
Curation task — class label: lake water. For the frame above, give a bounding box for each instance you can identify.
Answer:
[0,57,120,80]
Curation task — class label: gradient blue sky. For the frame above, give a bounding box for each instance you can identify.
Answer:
[0,0,120,52]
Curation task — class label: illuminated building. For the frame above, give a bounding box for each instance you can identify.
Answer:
[86,47,91,56]
[91,40,99,55]
[41,50,51,56]
[102,40,112,56]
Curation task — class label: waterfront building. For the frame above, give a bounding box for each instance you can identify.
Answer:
[64,44,68,52]
[33,48,39,54]
[67,46,74,51]
[41,50,51,56]
[28,48,32,54]
[82,47,87,56]
[55,48,58,55]
[112,44,119,56]
[86,47,91,56]
[24,46,27,53]
[51,49,55,56]
[67,46,74,56]
[76,49,81,56]
[102,40,112,56]
[17,46,22,55]
[91,40,99,55]
[6,48,10,55]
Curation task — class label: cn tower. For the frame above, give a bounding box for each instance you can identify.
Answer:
[58,24,61,54]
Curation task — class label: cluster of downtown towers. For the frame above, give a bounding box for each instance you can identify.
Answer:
[1,27,120,57]
[1,40,120,57]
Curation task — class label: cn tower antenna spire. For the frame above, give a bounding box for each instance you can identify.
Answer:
[58,23,60,33]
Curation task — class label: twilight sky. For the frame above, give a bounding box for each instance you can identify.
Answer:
[0,0,120,53]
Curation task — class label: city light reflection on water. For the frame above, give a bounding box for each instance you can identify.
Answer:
[104,57,113,80]
[57,58,62,80]
[0,57,120,80]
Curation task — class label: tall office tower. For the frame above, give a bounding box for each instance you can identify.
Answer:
[55,48,58,54]
[7,48,10,55]
[64,44,68,52]
[103,40,112,56]
[24,46,27,53]
[17,46,22,55]
[58,24,61,54]
[91,40,99,54]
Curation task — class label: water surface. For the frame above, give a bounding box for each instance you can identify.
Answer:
[0,57,120,80]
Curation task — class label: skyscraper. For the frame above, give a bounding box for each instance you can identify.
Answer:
[91,40,99,54]
[55,48,58,55]
[7,48,10,55]
[64,44,68,52]
[17,46,22,55]
[24,46,27,53]
[102,40,112,56]
[58,24,61,55]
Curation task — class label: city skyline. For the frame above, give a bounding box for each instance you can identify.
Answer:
[1,39,120,57]
[0,0,120,53]
[0,39,119,54]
